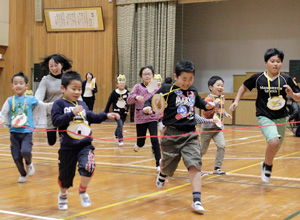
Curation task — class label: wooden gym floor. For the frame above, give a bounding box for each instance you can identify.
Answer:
[0,122,300,220]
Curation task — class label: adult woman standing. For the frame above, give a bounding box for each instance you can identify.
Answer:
[35,54,72,146]
[82,72,98,111]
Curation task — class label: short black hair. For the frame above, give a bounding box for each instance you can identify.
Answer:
[85,72,94,80]
[61,71,82,88]
[40,54,72,72]
[175,60,195,77]
[264,48,284,62]
[139,65,154,77]
[11,72,28,84]
[208,76,224,90]
[164,77,173,84]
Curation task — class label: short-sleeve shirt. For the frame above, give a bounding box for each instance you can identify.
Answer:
[8,95,39,133]
[243,71,300,119]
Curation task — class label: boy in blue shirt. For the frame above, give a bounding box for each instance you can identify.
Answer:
[0,72,51,183]
[51,71,119,210]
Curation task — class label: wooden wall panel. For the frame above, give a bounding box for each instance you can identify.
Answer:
[30,0,117,112]
[0,0,31,106]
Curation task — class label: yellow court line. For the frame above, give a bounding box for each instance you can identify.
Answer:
[63,183,190,219]
[63,150,300,219]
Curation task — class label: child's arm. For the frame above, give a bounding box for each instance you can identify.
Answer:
[51,103,75,127]
[0,99,10,127]
[127,85,144,104]
[104,92,114,113]
[195,114,214,124]
[229,84,248,113]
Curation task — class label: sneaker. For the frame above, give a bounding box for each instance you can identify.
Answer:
[114,136,119,143]
[133,144,139,152]
[26,162,35,176]
[79,192,91,207]
[260,162,271,183]
[201,172,209,177]
[213,168,226,175]
[58,193,68,210]
[156,172,166,189]
[18,176,26,183]
[191,201,205,213]
[119,141,124,146]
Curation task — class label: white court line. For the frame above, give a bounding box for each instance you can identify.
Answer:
[0,210,61,220]
[1,154,300,181]
[226,172,300,182]
[126,158,154,165]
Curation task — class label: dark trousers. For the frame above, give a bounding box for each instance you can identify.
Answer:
[10,132,33,177]
[58,145,95,188]
[47,129,58,146]
[83,96,95,111]
[136,121,161,166]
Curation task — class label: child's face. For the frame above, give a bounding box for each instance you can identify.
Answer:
[117,82,126,90]
[141,68,153,85]
[61,80,82,102]
[49,58,63,75]
[11,76,28,96]
[265,55,282,76]
[174,72,194,90]
[209,80,224,96]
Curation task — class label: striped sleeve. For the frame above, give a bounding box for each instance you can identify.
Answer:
[195,113,213,124]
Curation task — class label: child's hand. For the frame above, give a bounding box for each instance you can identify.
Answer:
[143,106,153,115]
[226,114,232,120]
[229,102,238,113]
[283,85,293,96]
[107,113,120,120]
[0,119,5,127]
[73,105,84,115]
[212,118,218,124]
[214,98,221,105]
[135,96,144,102]
[205,101,215,109]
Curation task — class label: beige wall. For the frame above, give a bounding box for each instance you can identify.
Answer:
[0,0,9,46]
[175,0,300,93]
[0,0,117,112]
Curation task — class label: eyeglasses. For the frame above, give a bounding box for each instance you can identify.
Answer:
[142,73,152,76]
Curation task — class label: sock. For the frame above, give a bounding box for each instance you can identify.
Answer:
[193,191,201,203]
[79,184,87,194]
[158,172,167,183]
[59,191,67,199]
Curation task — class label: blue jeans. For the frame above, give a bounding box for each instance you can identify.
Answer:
[115,118,125,142]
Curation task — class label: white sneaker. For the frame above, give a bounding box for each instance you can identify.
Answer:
[133,144,139,152]
[156,172,166,189]
[260,162,271,183]
[191,201,205,213]
[79,192,91,207]
[119,141,124,146]
[201,172,209,177]
[58,193,68,210]
[26,162,35,176]
[213,168,226,175]
[18,176,26,183]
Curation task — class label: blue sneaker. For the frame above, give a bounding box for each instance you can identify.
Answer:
[213,169,226,175]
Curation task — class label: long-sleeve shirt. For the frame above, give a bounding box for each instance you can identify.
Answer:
[195,114,213,124]
[202,94,227,129]
[51,99,107,150]
[104,88,130,121]
[144,84,207,132]
[35,74,63,129]
[127,83,158,124]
